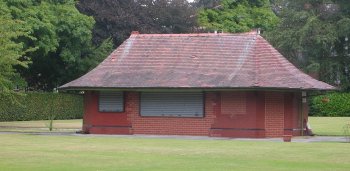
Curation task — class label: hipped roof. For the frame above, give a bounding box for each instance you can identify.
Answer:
[59,31,335,91]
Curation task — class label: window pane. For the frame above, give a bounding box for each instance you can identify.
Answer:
[99,91,124,112]
[140,92,203,117]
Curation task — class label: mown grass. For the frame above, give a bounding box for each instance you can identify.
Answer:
[308,117,350,136]
[0,119,81,132]
[0,134,349,171]
[0,118,349,170]
[1,117,350,136]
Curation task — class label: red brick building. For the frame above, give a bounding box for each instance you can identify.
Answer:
[60,31,334,138]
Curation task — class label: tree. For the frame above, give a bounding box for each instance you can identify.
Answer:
[198,0,279,32]
[3,0,112,90]
[76,0,198,46]
[265,0,350,90]
[0,1,31,99]
[195,0,221,8]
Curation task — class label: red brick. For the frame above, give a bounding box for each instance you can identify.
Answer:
[82,90,306,138]
[265,92,284,137]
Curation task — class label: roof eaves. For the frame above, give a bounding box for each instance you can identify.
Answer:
[58,86,337,92]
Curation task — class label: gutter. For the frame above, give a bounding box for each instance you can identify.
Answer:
[58,86,337,92]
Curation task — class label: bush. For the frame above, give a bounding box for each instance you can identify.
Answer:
[310,92,350,117]
[0,92,83,121]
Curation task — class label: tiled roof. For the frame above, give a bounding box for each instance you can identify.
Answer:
[59,31,335,90]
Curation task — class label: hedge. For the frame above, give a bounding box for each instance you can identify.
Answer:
[310,92,350,117]
[0,92,83,121]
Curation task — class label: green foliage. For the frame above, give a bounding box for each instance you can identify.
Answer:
[2,0,112,90]
[198,0,279,32]
[0,1,33,98]
[0,92,83,121]
[78,38,114,73]
[265,0,350,90]
[77,0,198,46]
[310,92,350,117]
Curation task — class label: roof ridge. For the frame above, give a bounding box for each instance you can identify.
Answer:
[130,32,258,38]
[253,36,262,87]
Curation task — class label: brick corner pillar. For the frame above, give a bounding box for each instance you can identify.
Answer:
[82,91,95,133]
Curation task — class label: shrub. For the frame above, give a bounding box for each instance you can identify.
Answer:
[310,92,350,117]
[0,92,83,121]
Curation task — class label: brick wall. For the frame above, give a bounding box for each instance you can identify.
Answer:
[210,91,265,138]
[82,90,305,138]
[284,92,305,136]
[221,92,246,116]
[130,92,216,136]
[82,91,133,134]
[265,92,285,137]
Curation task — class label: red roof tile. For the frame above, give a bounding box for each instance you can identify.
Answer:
[59,31,335,90]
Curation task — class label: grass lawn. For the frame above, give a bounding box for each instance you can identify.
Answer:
[309,117,350,136]
[0,119,82,132]
[0,117,350,170]
[1,117,350,136]
[0,134,349,171]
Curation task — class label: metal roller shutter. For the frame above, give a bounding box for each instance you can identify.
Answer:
[140,92,204,117]
[99,91,124,112]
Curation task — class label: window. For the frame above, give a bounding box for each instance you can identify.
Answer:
[140,92,204,117]
[99,91,124,112]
